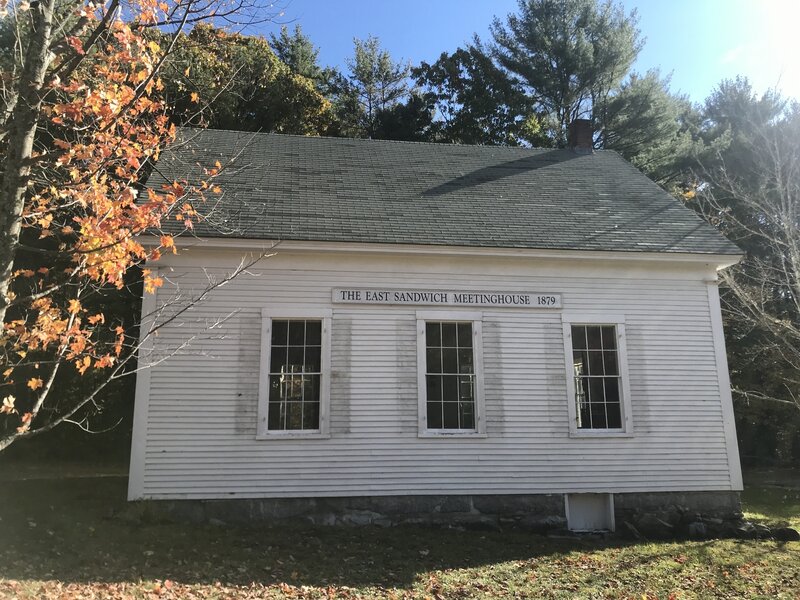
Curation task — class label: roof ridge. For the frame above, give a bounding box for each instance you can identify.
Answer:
[176,126,596,153]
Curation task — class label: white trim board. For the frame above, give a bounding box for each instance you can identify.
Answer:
[140,235,743,270]
[706,282,744,491]
[127,270,159,500]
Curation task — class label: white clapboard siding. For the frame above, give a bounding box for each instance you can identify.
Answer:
[129,248,740,500]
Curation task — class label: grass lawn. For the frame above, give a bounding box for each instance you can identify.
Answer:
[0,472,798,599]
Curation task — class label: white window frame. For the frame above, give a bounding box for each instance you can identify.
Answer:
[416,310,486,438]
[257,308,332,440]
[561,313,633,437]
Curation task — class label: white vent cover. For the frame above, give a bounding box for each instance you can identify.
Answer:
[566,493,615,532]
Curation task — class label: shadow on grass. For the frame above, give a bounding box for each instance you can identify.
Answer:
[0,477,624,590]
[1,476,797,593]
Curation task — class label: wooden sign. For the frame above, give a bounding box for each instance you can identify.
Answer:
[332,288,562,309]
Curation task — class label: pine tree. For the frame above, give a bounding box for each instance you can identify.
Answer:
[490,0,641,145]
[336,35,410,138]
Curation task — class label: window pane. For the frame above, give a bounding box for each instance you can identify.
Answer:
[426,322,441,346]
[442,375,458,402]
[459,401,475,429]
[288,321,305,345]
[573,351,588,376]
[270,346,288,373]
[578,376,592,402]
[304,374,320,402]
[441,323,457,347]
[588,351,605,376]
[427,402,443,429]
[588,377,605,403]
[442,348,458,373]
[578,402,591,429]
[604,377,620,403]
[287,346,304,370]
[606,402,622,429]
[575,376,588,405]
[285,402,303,430]
[304,346,322,372]
[458,349,474,374]
[459,375,474,401]
[268,374,284,402]
[267,399,283,430]
[426,375,442,403]
[590,403,608,428]
[571,325,587,350]
[586,326,602,350]
[426,348,441,374]
[442,402,459,428]
[305,321,321,345]
[303,402,320,430]
[603,351,618,376]
[286,374,304,400]
[601,326,617,350]
[271,320,288,345]
[457,323,472,348]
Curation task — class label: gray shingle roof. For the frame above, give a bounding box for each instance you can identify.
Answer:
[149,128,741,255]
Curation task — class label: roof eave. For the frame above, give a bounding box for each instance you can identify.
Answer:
[141,235,743,270]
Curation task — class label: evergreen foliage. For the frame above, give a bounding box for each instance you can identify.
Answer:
[332,35,411,138]
[269,25,324,82]
[414,44,544,146]
[161,24,334,135]
[490,0,641,146]
[599,70,705,187]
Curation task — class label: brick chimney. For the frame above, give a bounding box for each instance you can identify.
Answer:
[567,119,594,154]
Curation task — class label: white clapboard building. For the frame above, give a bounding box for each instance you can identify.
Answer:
[128,123,744,532]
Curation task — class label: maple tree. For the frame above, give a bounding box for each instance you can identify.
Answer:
[0,0,267,451]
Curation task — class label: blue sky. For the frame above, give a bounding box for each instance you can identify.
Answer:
[260,0,799,104]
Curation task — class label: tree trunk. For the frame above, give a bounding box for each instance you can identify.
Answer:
[0,0,57,328]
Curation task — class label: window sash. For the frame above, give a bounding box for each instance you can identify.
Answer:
[258,311,331,438]
[562,317,632,436]
[571,323,622,431]
[424,321,476,431]
[417,314,484,435]
[265,319,323,432]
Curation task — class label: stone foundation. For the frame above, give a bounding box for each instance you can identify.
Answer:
[127,490,743,538]
[136,493,566,532]
[614,491,742,539]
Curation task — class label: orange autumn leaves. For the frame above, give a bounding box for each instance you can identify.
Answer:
[2,0,219,435]
[42,19,174,292]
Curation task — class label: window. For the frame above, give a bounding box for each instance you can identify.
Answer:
[267,319,321,430]
[258,309,331,438]
[417,312,485,435]
[562,316,632,435]
[571,324,621,429]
